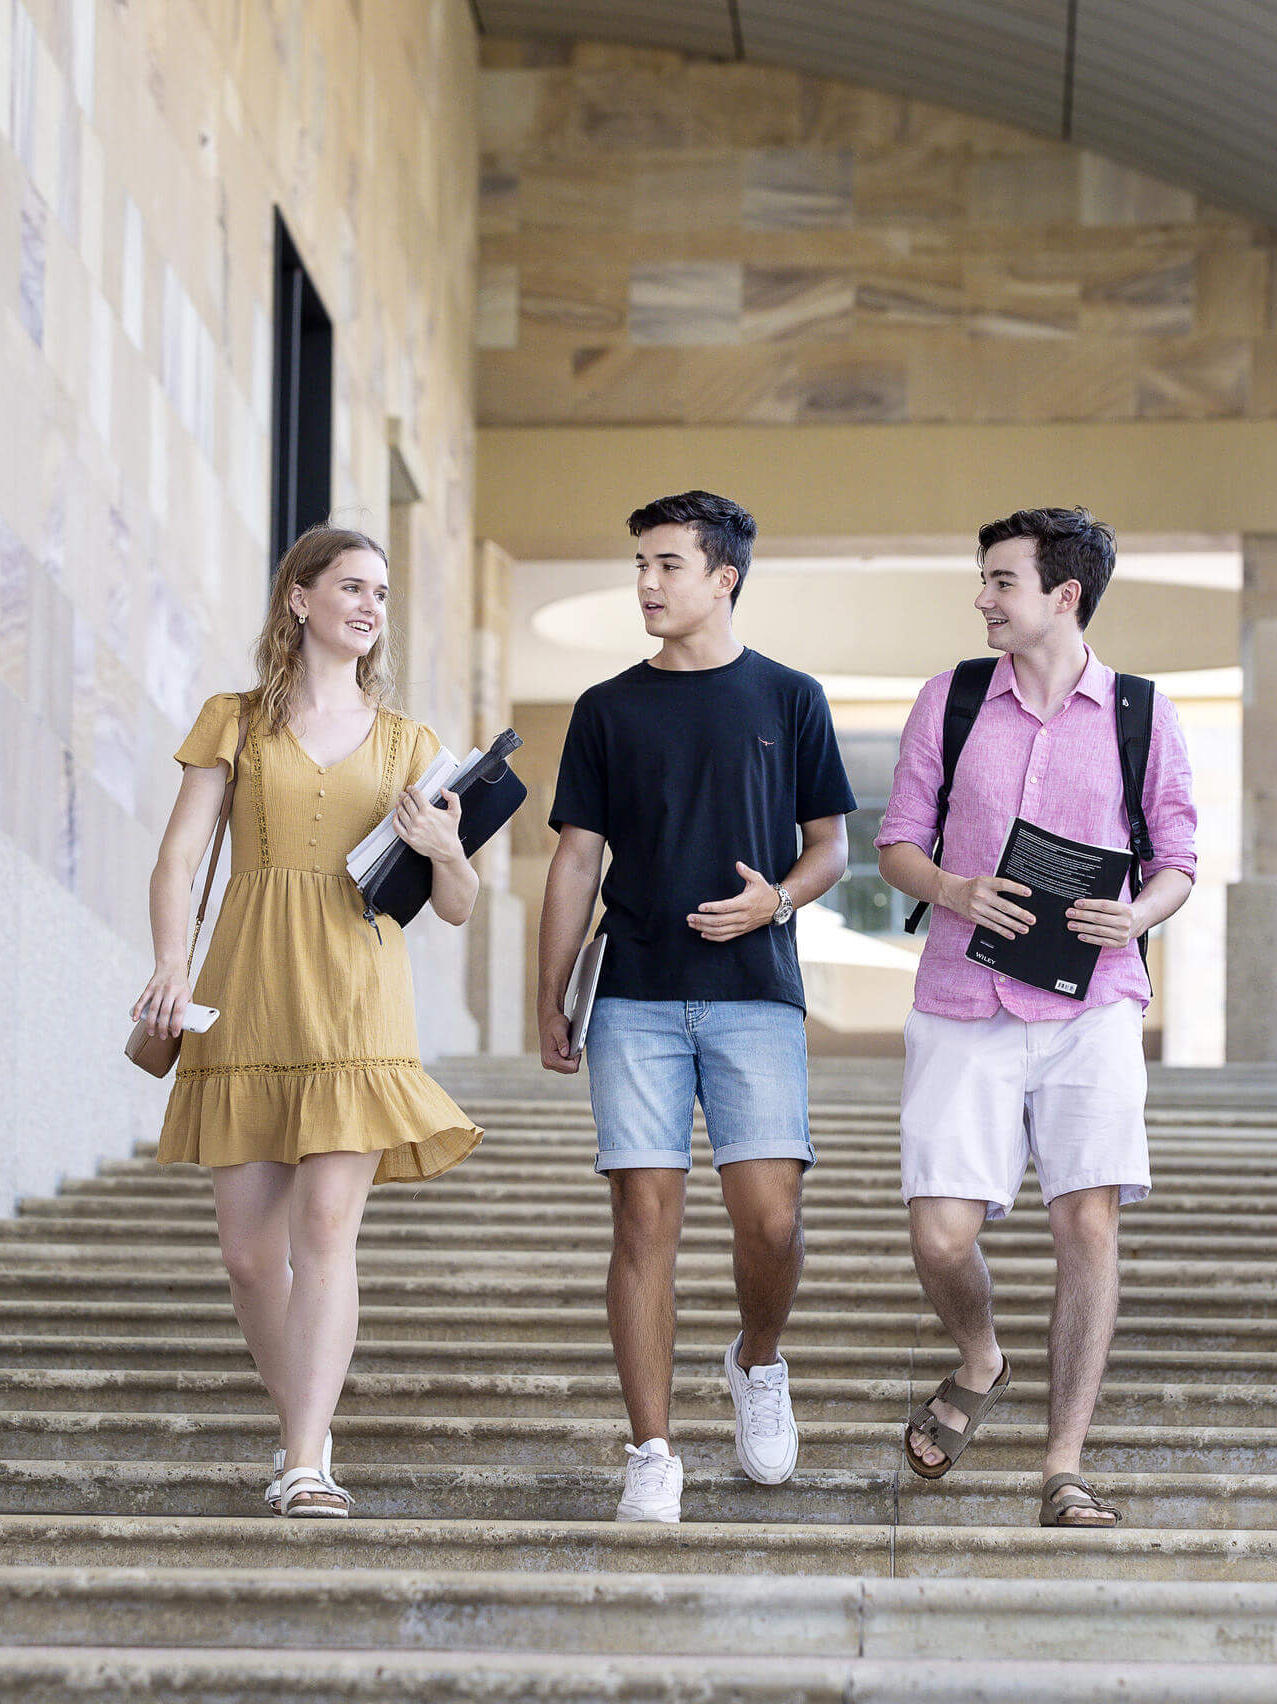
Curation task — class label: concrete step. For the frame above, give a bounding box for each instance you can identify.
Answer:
[1,1650,1274,1704]
[10,1214,1277,1263]
[31,1192,1277,1238]
[0,1458,1271,1527]
[4,1244,1271,1288]
[2,1329,1271,1378]
[0,1517,1274,1579]
[3,1568,1275,1658]
[1,1271,1272,1322]
[0,1366,1269,1426]
[1,1410,1270,1475]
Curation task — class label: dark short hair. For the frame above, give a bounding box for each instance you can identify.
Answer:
[627,490,757,607]
[977,506,1116,630]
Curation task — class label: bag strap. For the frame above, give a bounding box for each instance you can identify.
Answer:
[1114,673,1156,974]
[187,699,250,971]
[904,658,998,935]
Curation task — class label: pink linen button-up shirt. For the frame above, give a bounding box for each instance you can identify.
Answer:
[875,647,1197,1020]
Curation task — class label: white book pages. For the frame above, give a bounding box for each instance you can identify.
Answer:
[345,745,458,882]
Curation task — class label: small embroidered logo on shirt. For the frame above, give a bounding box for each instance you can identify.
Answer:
[757,736,775,747]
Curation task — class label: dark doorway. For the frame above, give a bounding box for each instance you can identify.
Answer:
[270,212,332,570]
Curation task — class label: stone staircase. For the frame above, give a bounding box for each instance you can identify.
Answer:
[1,1057,1275,1698]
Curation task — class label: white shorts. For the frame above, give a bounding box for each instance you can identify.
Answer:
[900,998,1150,1220]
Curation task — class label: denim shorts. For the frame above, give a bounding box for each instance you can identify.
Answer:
[586,998,815,1174]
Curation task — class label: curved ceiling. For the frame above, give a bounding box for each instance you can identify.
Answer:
[471,1,1277,225]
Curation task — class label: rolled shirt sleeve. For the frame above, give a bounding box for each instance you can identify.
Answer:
[1141,692,1198,882]
[874,672,949,854]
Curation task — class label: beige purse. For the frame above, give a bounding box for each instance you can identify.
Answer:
[125,708,249,1078]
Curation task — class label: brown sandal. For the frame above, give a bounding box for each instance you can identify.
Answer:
[1039,1473,1122,1527]
[903,1356,1011,1479]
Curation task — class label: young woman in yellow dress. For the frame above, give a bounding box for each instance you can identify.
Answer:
[131,524,482,1517]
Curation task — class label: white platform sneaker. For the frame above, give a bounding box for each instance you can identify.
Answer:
[616,1440,683,1523]
[724,1332,799,1484]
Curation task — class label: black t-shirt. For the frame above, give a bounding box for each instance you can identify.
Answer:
[550,649,857,1010]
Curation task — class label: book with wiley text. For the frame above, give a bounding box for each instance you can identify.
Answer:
[964,817,1134,1001]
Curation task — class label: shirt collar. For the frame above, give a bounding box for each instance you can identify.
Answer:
[989,645,1108,708]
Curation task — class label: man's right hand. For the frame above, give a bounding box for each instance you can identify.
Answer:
[539,1011,579,1074]
[939,873,1036,940]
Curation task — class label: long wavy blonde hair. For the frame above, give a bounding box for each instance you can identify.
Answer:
[249,525,397,735]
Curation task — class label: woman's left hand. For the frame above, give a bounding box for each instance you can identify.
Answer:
[394,786,465,863]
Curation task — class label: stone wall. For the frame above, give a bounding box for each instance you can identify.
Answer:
[477,39,1275,428]
[0,0,479,1212]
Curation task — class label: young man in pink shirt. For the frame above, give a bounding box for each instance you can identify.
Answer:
[876,507,1197,1527]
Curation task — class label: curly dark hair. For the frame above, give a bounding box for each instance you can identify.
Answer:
[977,506,1117,629]
[626,490,758,608]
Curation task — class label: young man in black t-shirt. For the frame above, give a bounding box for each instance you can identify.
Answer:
[539,490,855,1523]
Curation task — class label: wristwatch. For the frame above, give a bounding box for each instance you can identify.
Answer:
[771,883,795,926]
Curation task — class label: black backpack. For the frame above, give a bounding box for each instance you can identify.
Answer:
[902,658,1156,969]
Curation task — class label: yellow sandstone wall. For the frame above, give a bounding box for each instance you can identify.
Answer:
[0,0,479,1211]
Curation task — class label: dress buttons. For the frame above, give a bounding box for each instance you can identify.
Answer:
[317,767,326,775]
[318,789,325,798]
[309,838,317,847]
[314,813,321,822]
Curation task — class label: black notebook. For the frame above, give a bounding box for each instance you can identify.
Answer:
[351,729,527,930]
[964,817,1133,1001]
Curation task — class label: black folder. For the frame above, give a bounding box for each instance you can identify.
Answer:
[356,729,527,929]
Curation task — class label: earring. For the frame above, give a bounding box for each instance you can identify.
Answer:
[297,611,307,625]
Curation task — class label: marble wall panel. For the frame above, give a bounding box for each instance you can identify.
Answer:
[567,69,718,153]
[967,153,1080,226]
[687,64,802,149]
[797,79,905,151]
[1080,257,1195,338]
[18,183,46,344]
[477,261,519,349]
[774,351,908,423]
[519,158,634,230]
[1136,341,1251,419]
[633,154,742,230]
[742,267,857,343]
[0,518,31,698]
[630,262,742,346]
[1197,246,1271,337]
[1079,153,1197,228]
[853,148,966,224]
[743,148,855,230]
[519,256,627,338]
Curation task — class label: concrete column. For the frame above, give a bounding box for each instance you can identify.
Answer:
[467,540,526,1054]
[1226,534,1277,1059]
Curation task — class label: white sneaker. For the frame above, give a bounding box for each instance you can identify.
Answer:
[724,1333,799,1484]
[616,1442,683,1523]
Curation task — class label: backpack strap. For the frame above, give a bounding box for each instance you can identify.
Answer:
[904,658,998,935]
[1115,673,1156,975]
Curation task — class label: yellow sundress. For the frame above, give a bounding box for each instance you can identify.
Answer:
[156,693,483,1182]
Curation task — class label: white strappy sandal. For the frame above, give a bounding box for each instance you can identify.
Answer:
[278,1464,352,1518]
[266,1430,338,1515]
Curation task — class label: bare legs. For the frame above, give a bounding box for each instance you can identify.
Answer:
[720,1158,805,1370]
[213,1150,382,1500]
[607,1158,805,1445]
[606,1169,685,1445]
[907,1186,1120,1524]
[1042,1186,1121,1516]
